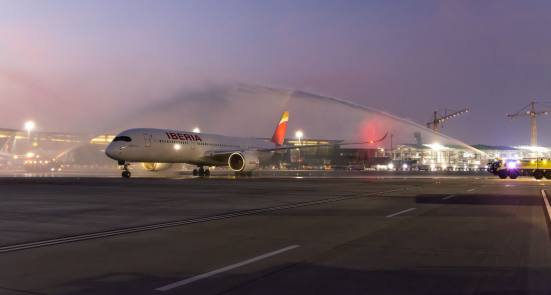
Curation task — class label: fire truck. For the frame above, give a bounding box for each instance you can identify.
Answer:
[488,158,551,179]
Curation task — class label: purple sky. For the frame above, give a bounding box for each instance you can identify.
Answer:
[2,0,551,145]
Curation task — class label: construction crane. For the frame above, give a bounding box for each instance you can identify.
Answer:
[426,107,470,132]
[507,101,551,146]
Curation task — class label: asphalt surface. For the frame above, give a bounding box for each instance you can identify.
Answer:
[0,176,550,295]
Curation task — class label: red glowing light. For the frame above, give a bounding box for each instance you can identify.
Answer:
[358,118,388,144]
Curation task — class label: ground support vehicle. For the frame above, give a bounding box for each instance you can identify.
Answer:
[488,158,551,179]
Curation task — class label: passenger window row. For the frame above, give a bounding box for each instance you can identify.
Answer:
[159,139,238,148]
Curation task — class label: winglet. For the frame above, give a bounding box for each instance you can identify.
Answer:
[368,131,388,144]
[271,111,289,146]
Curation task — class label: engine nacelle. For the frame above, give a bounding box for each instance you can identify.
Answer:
[228,152,260,172]
[142,162,173,171]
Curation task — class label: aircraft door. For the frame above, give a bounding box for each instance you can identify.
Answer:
[144,133,152,148]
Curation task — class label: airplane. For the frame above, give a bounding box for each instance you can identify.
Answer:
[105,112,387,178]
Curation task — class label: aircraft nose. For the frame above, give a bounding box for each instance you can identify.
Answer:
[105,143,119,160]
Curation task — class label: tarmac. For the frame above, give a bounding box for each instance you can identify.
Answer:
[0,175,550,294]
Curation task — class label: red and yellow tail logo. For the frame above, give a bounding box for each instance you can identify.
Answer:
[271,111,289,146]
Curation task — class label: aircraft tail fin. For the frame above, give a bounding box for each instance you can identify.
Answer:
[271,111,289,146]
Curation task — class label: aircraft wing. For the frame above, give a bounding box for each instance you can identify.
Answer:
[258,132,388,152]
[199,132,387,162]
[200,150,235,165]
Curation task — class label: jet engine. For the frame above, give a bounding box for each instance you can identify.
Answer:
[142,162,173,171]
[228,152,260,172]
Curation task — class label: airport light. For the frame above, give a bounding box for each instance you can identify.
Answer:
[516,145,549,153]
[295,130,304,145]
[424,143,447,151]
[192,127,201,133]
[24,120,35,139]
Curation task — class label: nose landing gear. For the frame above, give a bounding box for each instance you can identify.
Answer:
[120,162,131,178]
[122,170,131,178]
[192,166,210,177]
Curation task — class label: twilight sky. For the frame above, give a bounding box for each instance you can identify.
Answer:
[2,0,551,145]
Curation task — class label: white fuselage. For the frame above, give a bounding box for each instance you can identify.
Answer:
[105,128,276,166]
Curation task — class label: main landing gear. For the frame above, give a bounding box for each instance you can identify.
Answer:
[192,166,210,177]
[119,160,131,178]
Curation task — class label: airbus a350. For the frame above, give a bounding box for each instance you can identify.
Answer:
[105,112,386,178]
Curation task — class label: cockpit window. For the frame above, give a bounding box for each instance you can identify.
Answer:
[113,136,132,142]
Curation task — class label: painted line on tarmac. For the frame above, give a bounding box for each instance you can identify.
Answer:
[156,245,300,291]
[467,188,476,192]
[0,189,401,254]
[386,207,416,218]
[541,190,551,223]
[442,194,456,200]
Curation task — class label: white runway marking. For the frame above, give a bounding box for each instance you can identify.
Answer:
[467,188,475,192]
[541,190,551,222]
[442,194,456,200]
[156,245,300,292]
[386,207,416,218]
